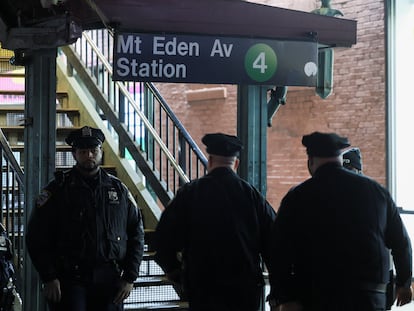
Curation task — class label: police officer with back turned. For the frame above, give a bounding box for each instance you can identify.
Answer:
[154,132,276,311]
[342,146,397,310]
[268,132,412,311]
[26,126,144,311]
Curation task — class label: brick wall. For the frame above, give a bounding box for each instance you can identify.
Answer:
[156,0,387,210]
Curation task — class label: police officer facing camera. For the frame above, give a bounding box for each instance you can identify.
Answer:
[26,126,145,311]
[268,132,412,311]
[154,132,276,311]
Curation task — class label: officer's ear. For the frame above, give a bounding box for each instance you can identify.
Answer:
[233,158,240,171]
[71,147,77,158]
[206,155,214,172]
[307,157,314,176]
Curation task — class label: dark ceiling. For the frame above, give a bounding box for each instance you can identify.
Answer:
[0,0,357,51]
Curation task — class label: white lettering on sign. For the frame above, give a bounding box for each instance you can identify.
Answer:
[153,37,200,56]
[116,57,187,78]
[210,39,233,57]
[117,35,142,54]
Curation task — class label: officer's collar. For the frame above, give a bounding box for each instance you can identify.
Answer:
[313,161,343,176]
[207,166,236,176]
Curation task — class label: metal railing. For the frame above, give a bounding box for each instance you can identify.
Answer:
[61,29,207,207]
[0,129,24,281]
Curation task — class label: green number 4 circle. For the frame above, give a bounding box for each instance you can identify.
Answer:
[244,44,277,82]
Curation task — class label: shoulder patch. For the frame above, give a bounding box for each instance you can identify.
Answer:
[36,190,52,208]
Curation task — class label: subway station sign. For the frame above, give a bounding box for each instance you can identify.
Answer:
[113,32,318,86]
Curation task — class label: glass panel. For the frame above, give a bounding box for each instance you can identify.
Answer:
[400,214,414,278]
[395,0,414,211]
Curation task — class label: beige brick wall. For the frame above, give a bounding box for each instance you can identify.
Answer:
[156,0,387,210]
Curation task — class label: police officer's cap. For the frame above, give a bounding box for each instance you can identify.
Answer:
[302,131,350,157]
[202,133,243,157]
[343,147,362,171]
[65,126,105,148]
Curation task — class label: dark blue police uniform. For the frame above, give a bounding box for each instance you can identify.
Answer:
[154,133,276,311]
[268,132,412,311]
[26,126,144,311]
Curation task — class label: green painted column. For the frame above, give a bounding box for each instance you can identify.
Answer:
[23,48,57,311]
[237,85,268,196]
[237,84,269,311]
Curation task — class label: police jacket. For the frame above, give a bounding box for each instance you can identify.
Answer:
[154,167,276,294]
[269,162,412,306]
[26,167,144,283]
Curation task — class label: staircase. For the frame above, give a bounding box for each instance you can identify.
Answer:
[0,60,114,174]
[0,31,207,309]
[126,229,189,310]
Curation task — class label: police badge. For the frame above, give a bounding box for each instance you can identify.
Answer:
[108,189,119,204]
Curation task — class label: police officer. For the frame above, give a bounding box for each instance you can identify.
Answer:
[26,126,145,311]
[268,132,412,311]
[154,133,276,311]
[342,147,397,310]
[342,147,362,174]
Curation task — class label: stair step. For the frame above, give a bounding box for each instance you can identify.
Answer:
[125,301,188,311]
[0,90,68,97]
[0,106,79,115]
[129,276,186,310]
[0,72,25,78]
[0,52,14,60]
[0,106,80,128]
[0,126,80,134]
[143,251,156,261]
[0,165,117,176]
[10,145,73,152]
[134,276,173,287]
[0,90,69,106]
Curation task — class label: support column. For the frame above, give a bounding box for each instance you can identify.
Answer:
[23,48,57,311]
[237,84,269,311]
[237,85,268,196]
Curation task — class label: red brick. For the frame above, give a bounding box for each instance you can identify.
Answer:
[156,0,386,210]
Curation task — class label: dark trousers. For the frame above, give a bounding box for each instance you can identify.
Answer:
[188,284,263,311]
[48,263,123,311]
[309,289,386,311]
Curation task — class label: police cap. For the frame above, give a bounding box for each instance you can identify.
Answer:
[302,131,350,157]
[202,133,243,157]
[65,126,105,148]
[343,147,362,171]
